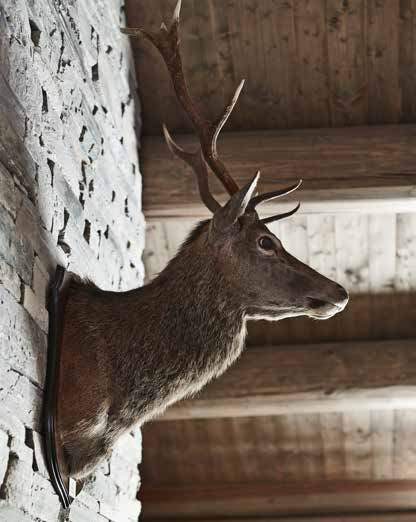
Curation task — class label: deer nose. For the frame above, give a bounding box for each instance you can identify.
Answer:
[334,284,349,308]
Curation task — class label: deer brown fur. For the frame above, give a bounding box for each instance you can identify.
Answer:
[57,1,349,479]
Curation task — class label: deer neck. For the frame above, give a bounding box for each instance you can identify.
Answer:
[144,245,247,370]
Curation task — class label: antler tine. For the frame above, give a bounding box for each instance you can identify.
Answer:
[248,180,302,210]
[172,0,182,23]
[213,80,245,139]
[121,0,240,196]
[261,202,301,224]
[163,125,221,213]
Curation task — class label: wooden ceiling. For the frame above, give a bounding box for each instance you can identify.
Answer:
[127,0,416,219]
[125,0,416,520]
[139,212,416,519]
[128,0,416,136]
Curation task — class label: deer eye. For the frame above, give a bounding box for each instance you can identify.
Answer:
[258,236,275,251]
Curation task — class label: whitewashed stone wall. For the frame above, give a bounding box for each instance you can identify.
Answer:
[0,0,144,520]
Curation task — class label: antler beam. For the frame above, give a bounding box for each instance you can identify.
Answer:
[122,0,241,197]
[163,125,220,213]
[122,0,302,221]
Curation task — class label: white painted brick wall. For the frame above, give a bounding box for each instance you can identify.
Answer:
[0,0,143,520]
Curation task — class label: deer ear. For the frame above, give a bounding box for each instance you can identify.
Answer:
[212,172,260,231]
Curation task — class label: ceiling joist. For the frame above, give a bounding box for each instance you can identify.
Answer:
[141,125,416,219]
[141,480,416,519]
[146,511,416,522]
[160,339,416,421]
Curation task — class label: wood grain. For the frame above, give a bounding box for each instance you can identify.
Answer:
[160,339,416,420]
[140,126,416,218]
[140,480,416,518]
[326,0,368,126]
[400,0,416,122]
[141,412,416,488]
[127,0,414,135]
[367,0,401,123]
[143,516,416,522]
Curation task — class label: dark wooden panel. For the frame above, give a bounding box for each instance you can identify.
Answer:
[400,0,416,123]
[326,0,368,126]
[367,0,401,123]
[126,0,414,136]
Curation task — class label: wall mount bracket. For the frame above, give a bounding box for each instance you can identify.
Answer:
[43,266,79,508]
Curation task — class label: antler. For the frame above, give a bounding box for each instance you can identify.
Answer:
[261,202,301,224]
[163,125,220,213]
[248,180,302,211]
[122,0,302,224]
[121,0,240,198]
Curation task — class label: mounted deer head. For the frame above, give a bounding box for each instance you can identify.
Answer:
[51,0,348,493]
[121,0,348,321]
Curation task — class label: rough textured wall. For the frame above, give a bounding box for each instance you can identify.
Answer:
[0,0,144,520]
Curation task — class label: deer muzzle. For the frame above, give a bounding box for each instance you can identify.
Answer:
[306,284,349,319]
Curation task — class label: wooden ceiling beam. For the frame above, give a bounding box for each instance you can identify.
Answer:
[140,480,416,519]
[141,125,416,219]
[160,339,416,421]
[146,515,416,522]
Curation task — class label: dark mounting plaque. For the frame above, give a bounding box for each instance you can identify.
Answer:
[43,266,72,508]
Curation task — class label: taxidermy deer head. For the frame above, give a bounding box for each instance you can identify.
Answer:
[57,0,348,482]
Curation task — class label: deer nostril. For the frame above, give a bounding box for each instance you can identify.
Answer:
[307,298,329,310]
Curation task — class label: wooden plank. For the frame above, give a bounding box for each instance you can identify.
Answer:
[294,413,324,479]
[160,339,416,420]
[307,215,337,280]
[141,410,416,489]
[208,1,245,132]
[140,480,416,518]
[400,0,416,123]
[335,214,369,293]
[143,219,197,282]
[293,0,329,127]
[320,412,345,478]
[367,0,401,123]
[225,0,269,130]
[257,0,301,129]
[146,515,416,522]
[280,215,309,264]
[142,222,171,283]
[143,515,416,522]
[393,410,416,479]
[140,126,416,218]
[129,1,414,135]
[343,411,372,478]
[326,0,368,126]
[335,214,368,291]
[141,415,324,487]
[371,410,394,479]
[396,214,416,291]
[369,215,396,292]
